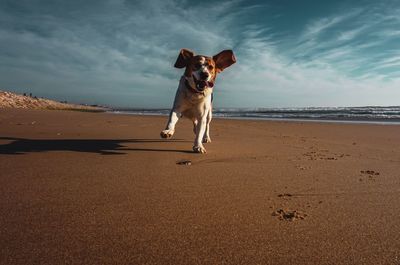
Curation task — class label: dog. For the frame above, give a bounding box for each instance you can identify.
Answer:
[160,48,236,153]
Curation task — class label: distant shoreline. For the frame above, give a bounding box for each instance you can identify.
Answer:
[108,108,400,125]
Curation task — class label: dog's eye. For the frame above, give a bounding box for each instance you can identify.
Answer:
[194,63,202,69]
[208,65,214,70]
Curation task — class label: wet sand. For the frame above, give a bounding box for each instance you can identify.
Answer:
[1,108,400,264]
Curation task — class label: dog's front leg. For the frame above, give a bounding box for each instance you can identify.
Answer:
[160,110,180,139]
[202,107,212,143]
[193,116,207,153]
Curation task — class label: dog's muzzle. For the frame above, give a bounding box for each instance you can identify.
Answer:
[196,80,214,90]
[193,75,214,91]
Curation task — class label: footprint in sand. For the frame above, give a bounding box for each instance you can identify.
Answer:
[359,170,380,181]
[361,170,380,176]
[272,208,307,221]
[274,194,308,221]
[303,150,349,161]
[277,193,293,198]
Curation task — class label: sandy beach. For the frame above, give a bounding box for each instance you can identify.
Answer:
[1,108,399,264]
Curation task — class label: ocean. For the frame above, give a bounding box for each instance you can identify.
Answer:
[110,106,400,124]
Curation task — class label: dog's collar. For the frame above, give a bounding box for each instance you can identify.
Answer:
[184,76,214,94]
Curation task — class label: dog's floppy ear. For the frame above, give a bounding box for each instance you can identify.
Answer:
[174,48,194,68]
[213,50,236,73]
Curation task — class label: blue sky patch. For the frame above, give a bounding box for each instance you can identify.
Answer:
[1,0,400,107]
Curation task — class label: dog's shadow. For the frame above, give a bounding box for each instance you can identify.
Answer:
[0,137,194,155]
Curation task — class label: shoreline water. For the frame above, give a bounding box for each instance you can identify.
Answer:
[109,108,400,125]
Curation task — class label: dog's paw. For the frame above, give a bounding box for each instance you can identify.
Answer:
[202,137,212,143]
[160,129,174,139]
[193,145,207,154]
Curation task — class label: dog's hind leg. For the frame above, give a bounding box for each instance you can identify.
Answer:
[160,110,180,139]
[202,107,212,143]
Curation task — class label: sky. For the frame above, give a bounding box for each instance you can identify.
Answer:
[1,0,400,108]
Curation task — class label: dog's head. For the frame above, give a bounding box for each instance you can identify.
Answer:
[174,49,236,92]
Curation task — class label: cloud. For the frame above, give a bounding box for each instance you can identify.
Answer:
[0,0,241,107]
[337,26,367,41]
[215,3,400,107]
[0,0,400,108]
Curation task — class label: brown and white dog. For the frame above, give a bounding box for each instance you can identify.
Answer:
[160,48,236,153]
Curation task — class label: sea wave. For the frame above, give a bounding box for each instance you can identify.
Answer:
[110,106,400,124]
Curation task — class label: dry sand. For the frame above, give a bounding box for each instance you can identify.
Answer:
[0,108,399,264]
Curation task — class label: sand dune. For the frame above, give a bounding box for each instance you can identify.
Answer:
[0,90,104,111]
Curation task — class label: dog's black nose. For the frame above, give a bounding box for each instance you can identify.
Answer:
[200,72,209,80]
